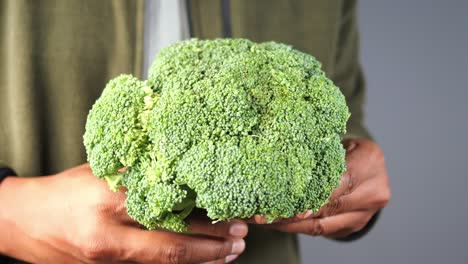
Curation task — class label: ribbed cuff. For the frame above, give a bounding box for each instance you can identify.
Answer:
[0,255,17,264]
[0,167,17,184]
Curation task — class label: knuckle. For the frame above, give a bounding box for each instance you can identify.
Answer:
[215,241,231,259]
[325,198,341,216]
[373,188,391,209]
[209,245,225,262]
[370,144,386,165]
[81,242,107,261]
[94,202,111,216]
[162,243,191,264]
[78,225,115,261]
[93,190,126,217]
[305,220,324,236]
[209,222,221,235]
[93,199,126,221]
[90,193,115,216]
[346,172,358,194]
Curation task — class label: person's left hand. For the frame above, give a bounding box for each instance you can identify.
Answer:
[251,138,391,239]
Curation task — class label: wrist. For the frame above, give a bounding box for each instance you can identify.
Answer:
[0,176,40,262]
[0,176,26,221]
[0,177,23,256]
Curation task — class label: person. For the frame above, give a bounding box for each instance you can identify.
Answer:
[0,0,391,263]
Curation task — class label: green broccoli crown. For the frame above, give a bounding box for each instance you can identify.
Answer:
[84,38,350,231]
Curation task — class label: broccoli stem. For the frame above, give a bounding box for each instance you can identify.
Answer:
[172,186,197,219]
[104,174,124,192]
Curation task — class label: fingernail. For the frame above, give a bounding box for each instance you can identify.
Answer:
[225,254,239,263]
[254,215,267,224]
[346,141,357,153]
[303,210,313,219]
[229,223,248,237]
[231,239,245,254]
[297,210,312,219]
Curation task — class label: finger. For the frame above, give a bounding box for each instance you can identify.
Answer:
[243,215,267,224]
[225,254,240,263]
[96,186,138,227]
[342,138,358,152]
[118,227,245,264]
[345,139,385,179]
[316,192,362,218]
[200,260,225,264]
[249,213,319,226]
[326,141,371,202]
[188,218,248,238]
[269,210,373,237]
[327,171,356,202]
[315,176,388,218]
[251,215,270,224]
[201,254,239,264]
[321,211,375,238]
[248,214,291,225]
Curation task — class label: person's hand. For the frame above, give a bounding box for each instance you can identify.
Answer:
[0,164,247,264]
[251,138,391,238]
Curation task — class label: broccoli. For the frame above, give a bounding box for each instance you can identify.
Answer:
[84,38,350,232]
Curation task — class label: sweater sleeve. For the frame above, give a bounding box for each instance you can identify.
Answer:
[0,160,12,170]
[333,0,372,140]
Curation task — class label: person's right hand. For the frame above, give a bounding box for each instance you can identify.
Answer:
[0,164,247,264]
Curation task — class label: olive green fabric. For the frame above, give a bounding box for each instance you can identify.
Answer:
[0,0,145,176]
[0,0,369,263]
[189,0,371,141]
[188,0,224,38]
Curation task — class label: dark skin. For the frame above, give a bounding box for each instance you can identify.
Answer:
[0,164,247,264]
[250,138,391,238]
[0,138,390,263]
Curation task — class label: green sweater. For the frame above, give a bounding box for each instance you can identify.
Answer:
[0,0,369,263]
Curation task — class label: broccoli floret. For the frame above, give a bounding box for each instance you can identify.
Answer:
[83,75,153,179]
[84,38,350,231]
[122,157,193,232]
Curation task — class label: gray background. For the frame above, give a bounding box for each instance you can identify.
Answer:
[299,0,468,263]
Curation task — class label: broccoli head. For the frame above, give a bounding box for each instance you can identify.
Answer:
[84,38,350,232]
